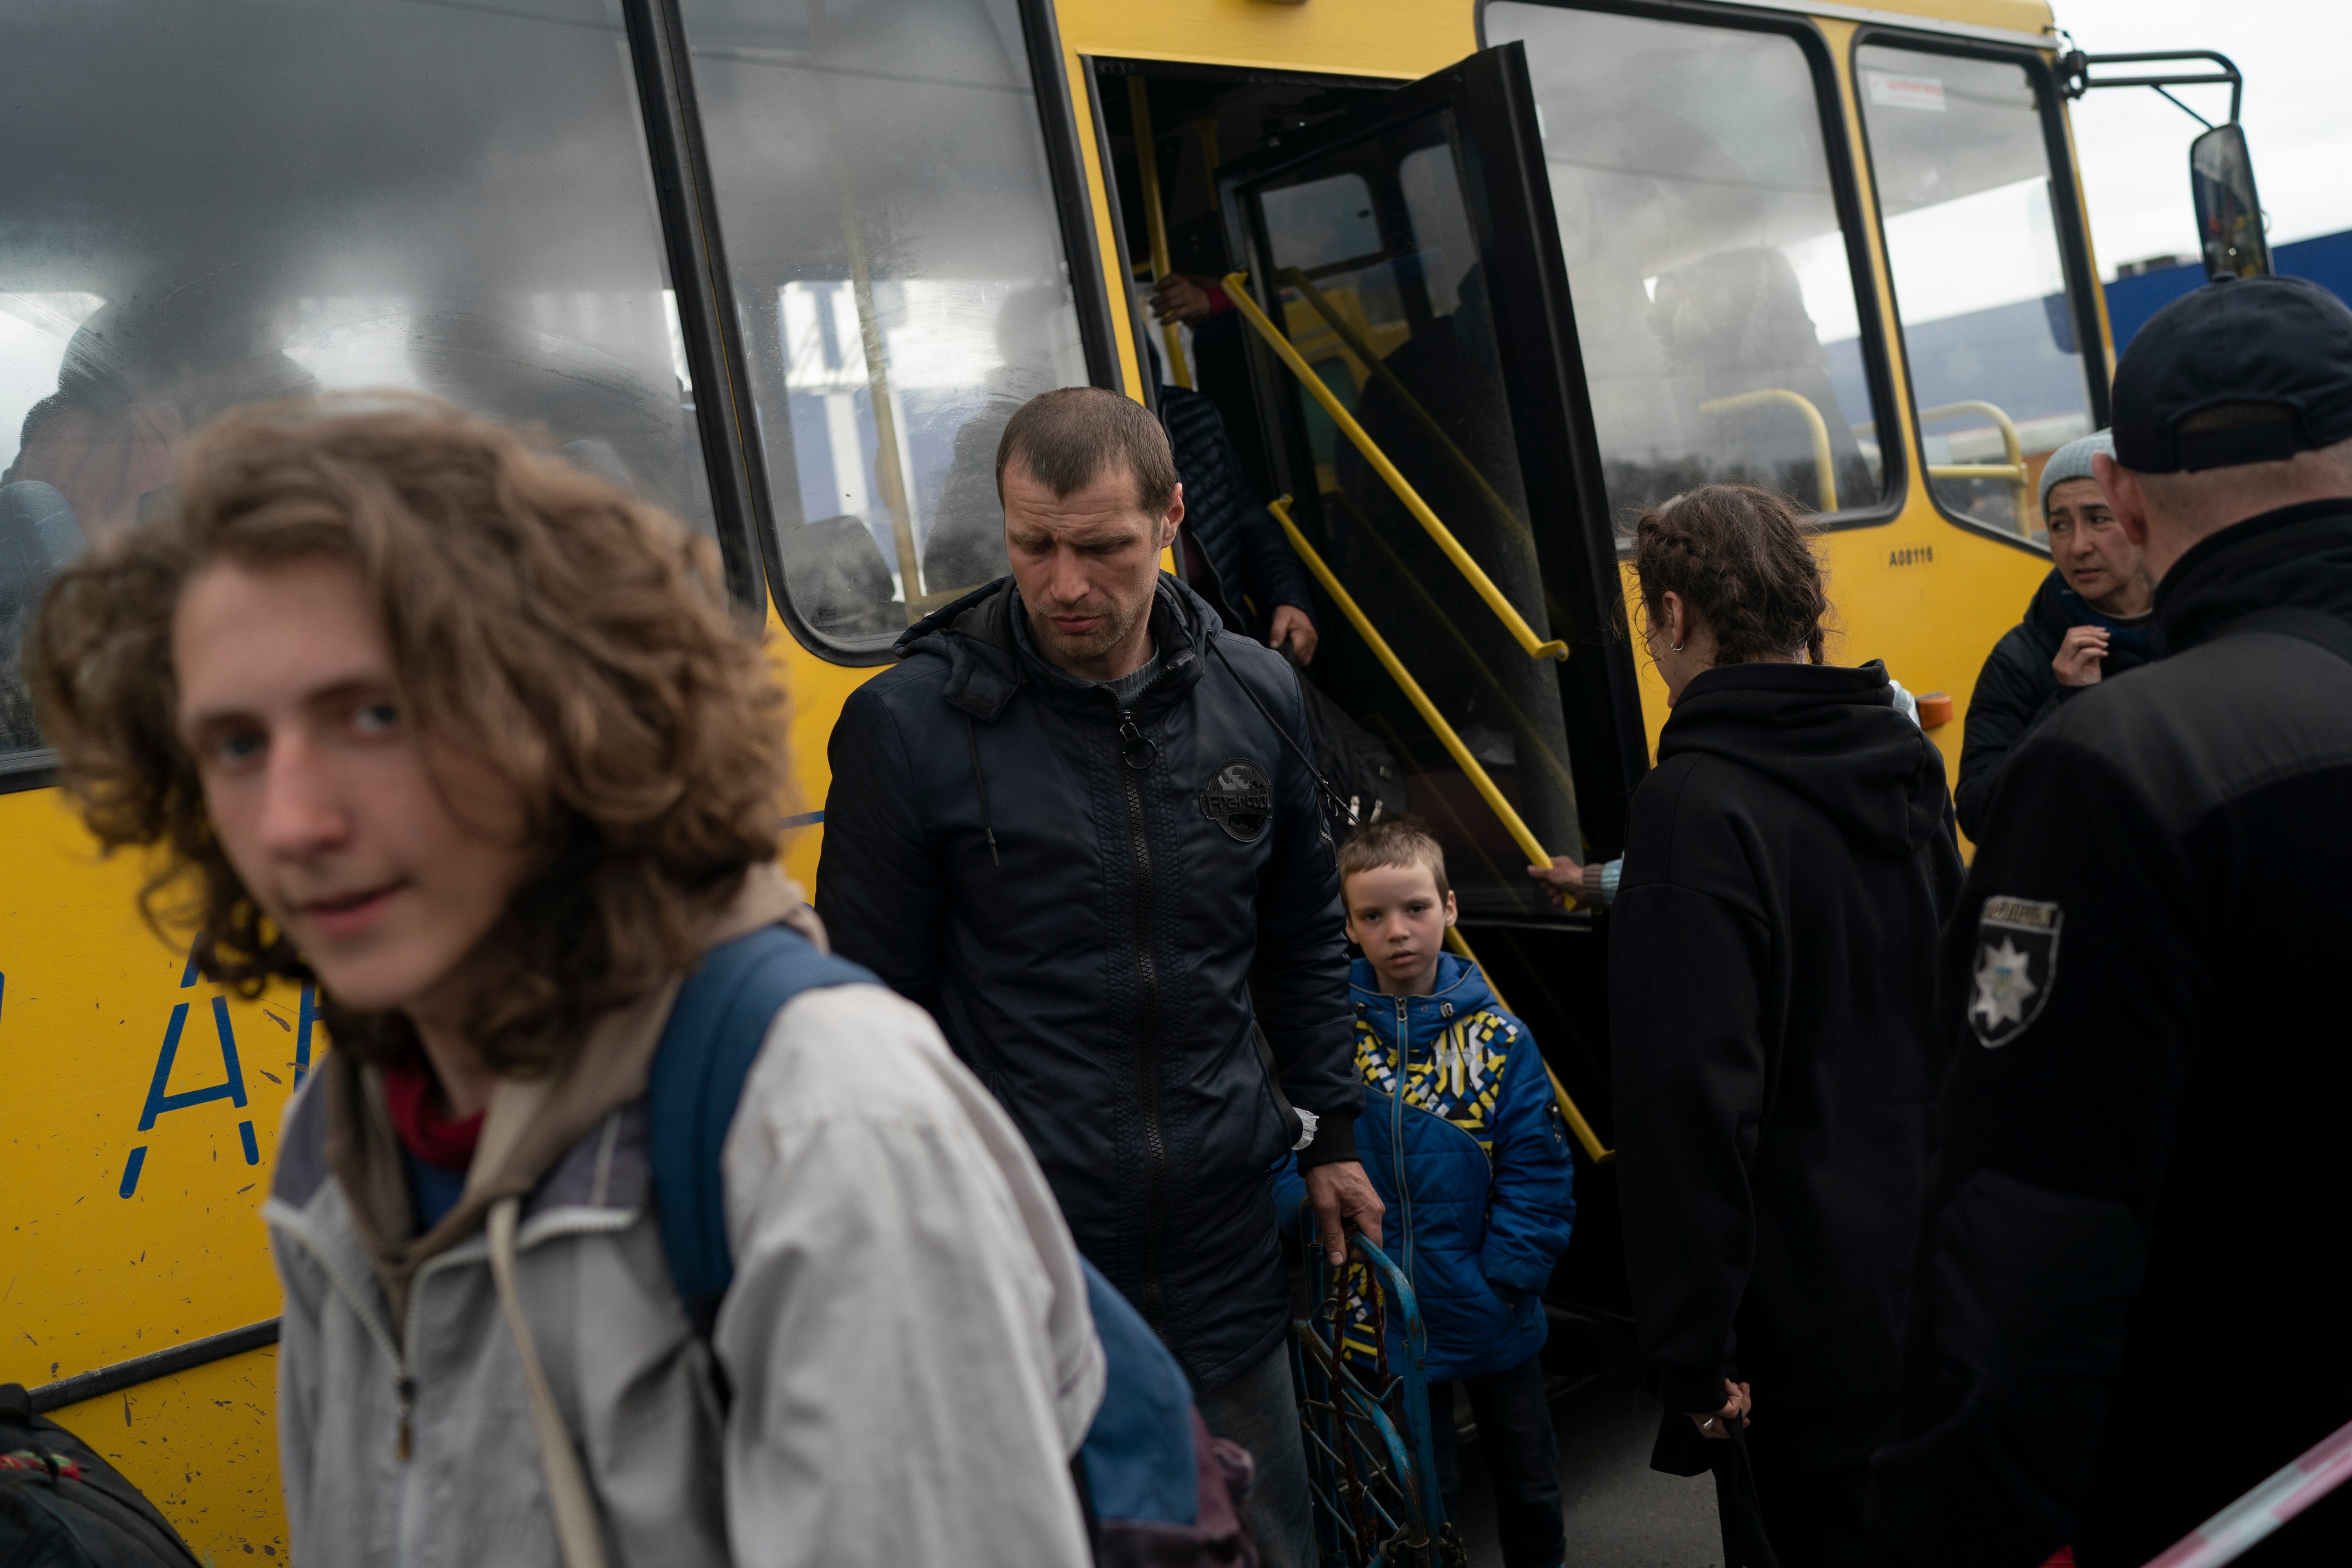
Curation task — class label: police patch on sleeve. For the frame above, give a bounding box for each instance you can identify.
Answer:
[1200,758,1273,843]
[1969,896,2063,1047]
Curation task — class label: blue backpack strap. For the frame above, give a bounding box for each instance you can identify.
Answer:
[1076,1256,1200,1526]
[646,922,878,1336]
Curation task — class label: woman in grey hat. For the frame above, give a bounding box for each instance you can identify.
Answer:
[1953,430,2156,841]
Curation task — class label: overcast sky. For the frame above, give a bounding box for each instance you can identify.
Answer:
[2052,0,2352,276]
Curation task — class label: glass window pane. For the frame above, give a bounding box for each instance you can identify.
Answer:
[0,0,713,768]
[1858,44,2094,541]
[681,0,1090,653]
[1245,108,1581,918]
[1488,4,1887,525]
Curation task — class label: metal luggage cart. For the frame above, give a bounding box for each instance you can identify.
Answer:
[1291,1230,1467,1567]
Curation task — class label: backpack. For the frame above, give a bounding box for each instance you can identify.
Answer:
[0,1383,202,1567]
[644,923,1259,1567]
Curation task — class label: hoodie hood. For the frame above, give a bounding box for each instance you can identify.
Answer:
[1346,951,1500,1055]
[892,571,1221,723]
[1659,659,1944,859]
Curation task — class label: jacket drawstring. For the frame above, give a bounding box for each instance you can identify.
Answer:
[965,713,1000,866]
[488,1194,611,1568]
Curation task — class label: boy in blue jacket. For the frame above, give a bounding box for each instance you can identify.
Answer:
[1281,818,1577,1567]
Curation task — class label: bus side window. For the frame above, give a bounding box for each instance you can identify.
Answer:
[0,0,726,779]
[1487,5,1892,529]
[1857,43,2100,544]
[679,0,1091,656]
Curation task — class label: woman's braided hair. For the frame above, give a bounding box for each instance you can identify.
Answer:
[1627,483,1828,665]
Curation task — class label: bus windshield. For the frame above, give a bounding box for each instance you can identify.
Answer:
[1858,42,2098,542]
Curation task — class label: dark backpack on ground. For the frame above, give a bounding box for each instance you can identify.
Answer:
[0,1383,201,1567]
[643,922,1259,1567]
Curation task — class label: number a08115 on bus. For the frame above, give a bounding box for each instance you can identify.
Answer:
[0,0,2259,1553]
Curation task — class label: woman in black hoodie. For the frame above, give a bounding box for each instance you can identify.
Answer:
[1605,485,1964,1565]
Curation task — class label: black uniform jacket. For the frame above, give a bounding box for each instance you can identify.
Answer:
[1871,500,2352,1568]
[1955,570,2152,841]
[1610,659,1965,1469]
[816,573,1356,1389]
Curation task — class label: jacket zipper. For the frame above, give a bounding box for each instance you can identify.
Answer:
[1392,998,1414,1283]
[1116,702,1171,1332]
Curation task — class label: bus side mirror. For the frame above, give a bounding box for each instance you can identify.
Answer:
[2190,123,2270,279]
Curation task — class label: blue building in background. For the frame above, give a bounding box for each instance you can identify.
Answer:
[2105,228,2352,351]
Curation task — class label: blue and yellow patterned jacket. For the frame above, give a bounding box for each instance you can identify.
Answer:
[1279,953,1576,1381]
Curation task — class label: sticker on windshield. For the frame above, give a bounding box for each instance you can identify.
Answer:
[1969,896,2062,1048]
[1867,71,1947,113]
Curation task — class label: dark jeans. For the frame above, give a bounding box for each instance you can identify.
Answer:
[1425,1354,1565,1568]
[1755,1461,1889,1568]
[1196,1342,1315,1568]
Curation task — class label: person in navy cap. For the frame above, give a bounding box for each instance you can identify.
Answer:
[1871,274,2352,1566]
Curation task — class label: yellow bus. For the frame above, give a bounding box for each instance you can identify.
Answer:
[0,0,2228,1554]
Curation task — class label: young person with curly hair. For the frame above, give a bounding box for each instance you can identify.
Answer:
[1595,484,1964,1566]
[29,396,1104,1568]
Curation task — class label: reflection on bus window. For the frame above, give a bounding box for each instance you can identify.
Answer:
[1486,5,1887,526]
[682,0,1089,653]
[0,0,714,767]
[1858,44,2095,542]
[1251,110,1581,919]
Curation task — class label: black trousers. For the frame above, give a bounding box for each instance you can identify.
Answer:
[1754,1461,1889,1568]
[1425,1354,1565,1568]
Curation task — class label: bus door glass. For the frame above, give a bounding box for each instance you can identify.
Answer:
[1218,44,1642,918]
[1486,4,1893,525]
[0,0,716,780]
[678,0,1091,656]
[1857,42,2103,543]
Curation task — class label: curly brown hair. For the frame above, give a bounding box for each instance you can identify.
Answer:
[29,394,789,1074]
[1626,483,1828,665]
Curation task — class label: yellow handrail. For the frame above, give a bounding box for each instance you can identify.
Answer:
[1274,266,1537,559]
[1128,79,1191,391]
[1268,495,1556,870]
[1920,399,2033,535]
[1224,272,1569,663]
[1698,388,1837,513]
[1442,927,1615,1165]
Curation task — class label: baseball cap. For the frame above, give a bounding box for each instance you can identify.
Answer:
[2111,274,2352,473]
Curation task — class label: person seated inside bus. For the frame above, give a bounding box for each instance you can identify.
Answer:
[1954,430,2155,842]
[1647,247,1872,515]
[1274,817,1575,1568]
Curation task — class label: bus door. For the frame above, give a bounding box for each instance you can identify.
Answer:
[1215,42,1644,913]
[1213,42,1643,1315]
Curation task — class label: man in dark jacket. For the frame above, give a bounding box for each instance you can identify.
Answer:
[1954,430,2156,840]
[1872,275,2352,1567]
[817,386,1381,1568]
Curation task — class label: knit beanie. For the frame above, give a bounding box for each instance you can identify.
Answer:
[2039,429,2114,515]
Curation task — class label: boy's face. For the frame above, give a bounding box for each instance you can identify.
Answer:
[1345,860,1457,998]
[174,555,534,1018]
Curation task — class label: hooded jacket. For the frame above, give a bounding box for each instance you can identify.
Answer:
[1873,501,2352,1568]
[1277,954,1575,1383]
[262,870,1103,1568]
[1157,384,1313,641]
[816,573,1356,1390]
[1955,570,2153,840]
[1610,659,1965,1469]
